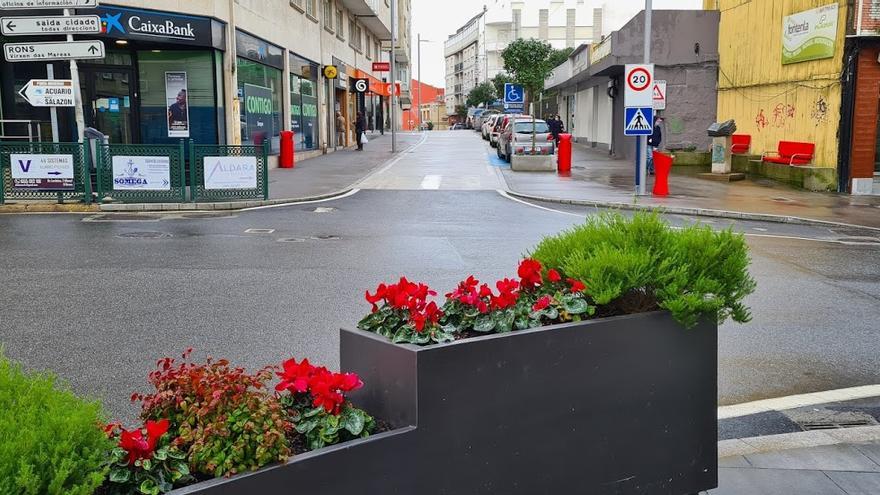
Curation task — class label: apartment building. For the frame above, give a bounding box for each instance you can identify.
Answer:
[0,0,411,163]
[443,0,599,114]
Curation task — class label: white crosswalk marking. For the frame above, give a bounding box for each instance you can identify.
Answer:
[420,175,441,189]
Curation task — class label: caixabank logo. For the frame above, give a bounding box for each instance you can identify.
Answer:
[96,7,202,43]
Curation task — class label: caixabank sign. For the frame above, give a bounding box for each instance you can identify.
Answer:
[83,5,225,49]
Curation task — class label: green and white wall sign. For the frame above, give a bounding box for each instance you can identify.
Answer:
[782,3,838,65]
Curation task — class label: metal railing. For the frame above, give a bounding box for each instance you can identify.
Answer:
[0,120,43,142]
[95,141,187,203]
[0,141,91,204]
[189,140,269,203]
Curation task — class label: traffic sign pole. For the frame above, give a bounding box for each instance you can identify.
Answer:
[638,0,653,196]
[47,65,59,143]
[65,8,85,141]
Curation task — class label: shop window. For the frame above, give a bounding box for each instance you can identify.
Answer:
[137,50,218,145]
[290,54,319,152]
[237,58,283,153]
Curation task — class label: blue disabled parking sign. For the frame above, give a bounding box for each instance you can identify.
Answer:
[504,83,524,104]
[624,107,653,136]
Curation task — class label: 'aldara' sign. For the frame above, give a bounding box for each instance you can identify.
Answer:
[782,3,838,65]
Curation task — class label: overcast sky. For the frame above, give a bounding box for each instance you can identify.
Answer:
[411,0,703,89]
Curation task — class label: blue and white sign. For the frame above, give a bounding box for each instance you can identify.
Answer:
[112,156,170,190]
[624,107,653,136]
[203,156,257,190]
[503,83,524,104]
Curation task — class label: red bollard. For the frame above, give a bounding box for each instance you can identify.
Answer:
[557,133,572,175]
[280,130,295,169]
[652,151,673,196]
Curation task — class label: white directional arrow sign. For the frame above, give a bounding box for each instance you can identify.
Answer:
[0,0,99,9]
[18,79,76,107]
[4,40,105,62]
[1,15,101,35]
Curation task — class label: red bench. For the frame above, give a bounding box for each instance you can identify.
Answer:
[761,141,815,166]
[730,134,751,154]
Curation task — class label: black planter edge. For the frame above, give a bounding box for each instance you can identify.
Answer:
[169,426,417,494]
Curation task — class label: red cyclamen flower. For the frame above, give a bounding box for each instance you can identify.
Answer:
[547,269,562,283]
[518,259,544,289]
[567,278,586,293]
[276,358,316,393]
[118,419,170,465]
[533,296,552,312]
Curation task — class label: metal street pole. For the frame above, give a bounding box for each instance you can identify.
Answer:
[64,8,85,141]
[417,32,421,131]
[637,0,652,196]
[390,0,397,153]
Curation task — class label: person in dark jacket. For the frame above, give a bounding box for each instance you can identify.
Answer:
[355,111,367,151]
[647,116,662,175]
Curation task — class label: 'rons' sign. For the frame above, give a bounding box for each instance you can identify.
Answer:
[85,5,224,49]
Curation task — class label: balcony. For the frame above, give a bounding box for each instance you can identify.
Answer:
[341,0,391,39]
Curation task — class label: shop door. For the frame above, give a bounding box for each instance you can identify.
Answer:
[79,68,137,144]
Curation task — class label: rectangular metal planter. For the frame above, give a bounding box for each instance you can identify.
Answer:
[171,311,717,495]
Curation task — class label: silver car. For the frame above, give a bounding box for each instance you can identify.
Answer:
[482,114,499,141]
[497,118,555,162]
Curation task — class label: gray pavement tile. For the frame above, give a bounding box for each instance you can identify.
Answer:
[743,444,880,472]
[718,456,751,468]
[853,442,880,467]
[825,471,880,495]
[710,467,847,495]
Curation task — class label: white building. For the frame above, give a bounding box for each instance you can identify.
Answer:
[443,0,601,114]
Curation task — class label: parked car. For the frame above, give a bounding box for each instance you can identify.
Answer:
[490,115,512,148]
[497,118,555,162]
[451,123,464,130]
[482,115,500,141]
[477,111,499,135]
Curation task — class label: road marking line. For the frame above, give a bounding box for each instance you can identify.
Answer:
[244,228,275,234]
[420,175,441,190]
[240,189,361,211]
[718,384,880,419]
[495,189,585,217]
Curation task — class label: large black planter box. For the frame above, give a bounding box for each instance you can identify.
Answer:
[172,311,717,494]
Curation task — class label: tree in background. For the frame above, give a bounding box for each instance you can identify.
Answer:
[454,105,468,121]
[491,73,515,100]
[466,82,497,109]
[501,39,571,110]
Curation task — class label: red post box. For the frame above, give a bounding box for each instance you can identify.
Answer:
[557,133,572,175]
[280,130,295,169]
[652,151,673,196]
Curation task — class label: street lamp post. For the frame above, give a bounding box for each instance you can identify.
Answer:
[390,0,397,153]
[417,34,433,131]
[637,0,653,196]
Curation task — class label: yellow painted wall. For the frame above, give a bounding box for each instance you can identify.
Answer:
[715,0,846,168]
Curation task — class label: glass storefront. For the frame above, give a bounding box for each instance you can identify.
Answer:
[289,53,319,151]
[236,31,284,154]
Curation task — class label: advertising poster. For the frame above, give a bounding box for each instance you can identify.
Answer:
[782,3,838,65]
[165,71,190,138]
[243,83,274,143]
[10,153,75,190]
[203,156,258,190]
[112,156,171,191]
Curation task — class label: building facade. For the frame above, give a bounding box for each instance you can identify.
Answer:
[0,0,411,164]
[402,80,444,130]
[546,10,720,160]
[443,0,599,115]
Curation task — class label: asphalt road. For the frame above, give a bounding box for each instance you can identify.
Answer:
[1,131,879,425]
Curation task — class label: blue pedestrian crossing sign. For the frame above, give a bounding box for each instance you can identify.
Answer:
[624,107,653,136]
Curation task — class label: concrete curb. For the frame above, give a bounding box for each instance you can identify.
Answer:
[504,190,880,232]
[0,203,100,214]
[718,425,880,458]
[97,189,353,212]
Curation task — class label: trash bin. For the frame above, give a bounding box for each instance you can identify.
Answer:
[557,133,572,175]
[280,130,295,168]
[707,120,737,174]
[652,151,673,197]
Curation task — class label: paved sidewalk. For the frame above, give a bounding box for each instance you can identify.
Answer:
[499,141,880,229]
[268,131,422,200]
[709,440,880,494]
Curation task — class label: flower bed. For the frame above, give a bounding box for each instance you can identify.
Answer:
[2,213,754,494]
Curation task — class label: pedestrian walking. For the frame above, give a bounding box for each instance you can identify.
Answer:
[647,116,662,175]
[355,111,367,151]
[335,111,346,148]
[552,114,565,144]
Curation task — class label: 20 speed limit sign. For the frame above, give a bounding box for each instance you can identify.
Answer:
[624,64,654,107]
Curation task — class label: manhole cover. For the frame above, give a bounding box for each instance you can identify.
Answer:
[116,231,172,239]
[278,237,307,243]
[311,235,340,240]
[313,207,336,213]
[245,228,275,234]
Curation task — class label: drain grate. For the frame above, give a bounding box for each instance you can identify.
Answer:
[800,420,874,431]
[277,237,306,243]
[313,207,336,213]
[311,235,340,240]
[116,231,172,239]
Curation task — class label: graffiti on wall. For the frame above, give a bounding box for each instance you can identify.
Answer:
[755,109,768,131]
[772,103,796,128]
[811,96,828,125]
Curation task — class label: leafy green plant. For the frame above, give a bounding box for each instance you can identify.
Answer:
[530,212,755,328]
[135,350,291,478]
[0,349,111,495]
[104,419,192,494]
